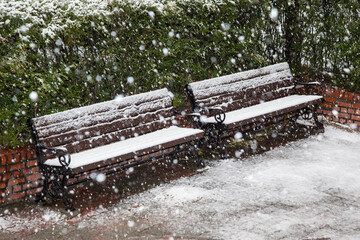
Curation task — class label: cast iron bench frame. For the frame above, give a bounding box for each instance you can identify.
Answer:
[28,88,204,211]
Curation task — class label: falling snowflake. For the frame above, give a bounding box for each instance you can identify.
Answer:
[127,76,134,84]
[270,8,279,21]
[96,173,106,183]
[29,91,38,102]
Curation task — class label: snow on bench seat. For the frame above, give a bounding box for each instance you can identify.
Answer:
[185,62,324,140]
[202,95,323,128]
[28,88,205,210]
[44,126,203,173]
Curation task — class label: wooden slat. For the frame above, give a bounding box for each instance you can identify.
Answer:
[33,88,171,127]
[196,80,294,111]
[70,131,204,174]
[41,119,174,156]
[226,97,323,129]
[192,69,293,101]
[36,98,173,138]
[38,108,174,147]
[190,62,291,92]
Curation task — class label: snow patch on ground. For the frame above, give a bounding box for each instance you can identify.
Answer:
[1,126,360,240]
[111,126,360,239]
[0,208,66,233]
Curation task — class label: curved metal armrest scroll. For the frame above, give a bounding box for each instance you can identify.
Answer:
[207,107,226,123]
[38,145,71,168]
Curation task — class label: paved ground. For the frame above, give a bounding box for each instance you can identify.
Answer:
[0,122,351,240]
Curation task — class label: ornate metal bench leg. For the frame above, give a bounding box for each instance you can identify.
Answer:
[61,175,75,211]
[191,141,204,167]
[36,169,49,203]
[313,104,324,132]
[290,111,300,124]
[216,124,227,159]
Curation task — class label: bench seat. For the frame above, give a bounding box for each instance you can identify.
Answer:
[44,126,203,173]
[202,95,323,127]
[28,88,205,210]
[185,62,324,154]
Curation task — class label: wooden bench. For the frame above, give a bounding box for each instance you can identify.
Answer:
[28,88,204,210]
[185,62,324,152]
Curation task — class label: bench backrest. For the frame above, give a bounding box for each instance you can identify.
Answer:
[186,62,295,112]
[30,88,174,155]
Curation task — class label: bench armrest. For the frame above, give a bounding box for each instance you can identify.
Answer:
[38,144,71,168]
[294,81,321,86]
[206,107,226,123]
[294,81,322,95]
[173,108,201,119]
[185,107,226,124]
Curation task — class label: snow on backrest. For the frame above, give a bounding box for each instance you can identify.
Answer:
[188,62,294,112]
[32,88,174,154]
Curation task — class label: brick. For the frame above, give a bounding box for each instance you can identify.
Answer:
[323,115,332,120]
[26,160,38,168]
[322,110,333,116]
[2,173,11,181]
[27,150,34,160]
[343,92,349,101]
[12,170,21,179]
[348,93,354,101]
[7,153,19,164]
[19,152,26,162]
[330,89,335,97]
[26,173,43,182]
[348,108,355,114]
[333,106,340,111]
[13,184,22,193]
[0,182,6,189]
[22,169,32,175]
[351,115,360,121]
[338,101,352,108]
[8,192,25,201]
[355,109,360,115]
[352,103,360,109]
[324,97,337,103]
[0,154,6,165]
[0,167,5,174]
[340,107,348,113]
[30,166,40,174]
[355,94,360,102]
[339,118,347,124]
[322,103,333,109]
[26,187,42,196]
[7,177,25,187]
[338,90,344,98]
[30,180,42,188]
[7,163,25,172]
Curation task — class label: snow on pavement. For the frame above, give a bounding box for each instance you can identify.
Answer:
[109,125,360,239]
[1,125,360,239]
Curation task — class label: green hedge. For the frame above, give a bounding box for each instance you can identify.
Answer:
[0,0,359,148]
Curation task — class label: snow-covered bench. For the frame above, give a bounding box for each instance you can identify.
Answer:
[185,62,324,151]
[28,88,204,210]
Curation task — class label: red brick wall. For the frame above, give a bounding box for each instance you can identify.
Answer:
[0,146,43,205]
[317,85,360,130]
[0,126,192,206]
